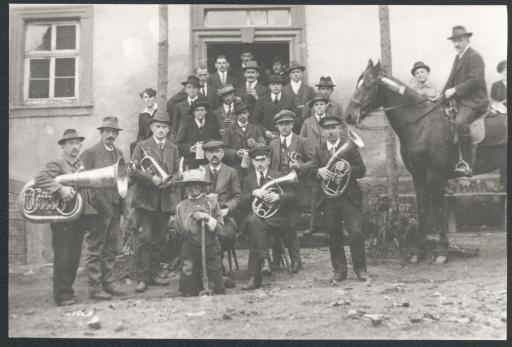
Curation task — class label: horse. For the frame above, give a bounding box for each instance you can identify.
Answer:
[345,59,507,264]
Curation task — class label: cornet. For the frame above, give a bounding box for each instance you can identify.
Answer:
[139,147,173,185]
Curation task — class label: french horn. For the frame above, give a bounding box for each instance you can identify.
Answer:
[252,170,298,219]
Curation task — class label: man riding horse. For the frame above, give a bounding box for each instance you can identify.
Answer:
[433,26,489,177]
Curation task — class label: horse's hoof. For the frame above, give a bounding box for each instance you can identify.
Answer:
[409,255,419,264]
[434,255,447,264]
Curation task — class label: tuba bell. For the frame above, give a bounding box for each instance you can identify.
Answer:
[252,170,298,219]
[139,147,173,185]
[321,130,365,199]
[18,157,129,224]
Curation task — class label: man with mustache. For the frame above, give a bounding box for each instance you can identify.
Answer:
[34,129,97,306]
[80,117,127,300]
[236,61,269,114]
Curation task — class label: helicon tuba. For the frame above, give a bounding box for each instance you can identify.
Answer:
[321,130,365,199]
[139,147,172,185]
[252,170,298,219]
[18,157,129,224]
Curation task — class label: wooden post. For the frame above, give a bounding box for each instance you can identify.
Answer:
[379,5,400,211]
[157,5,169,114]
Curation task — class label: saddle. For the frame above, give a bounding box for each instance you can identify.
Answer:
[443,100,507,147]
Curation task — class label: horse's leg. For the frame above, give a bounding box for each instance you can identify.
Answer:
[426,169,449,264]
[410,174,429,262]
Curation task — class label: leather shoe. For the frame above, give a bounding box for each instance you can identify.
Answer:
[291,263,303,274]
[56,295,77,306]
[103,283,127,296]
[261,259,272,276]
[148,277,170,286]
[330,272,347,284]
[89,289,112,301]
[355,271,369,281]
[135,281,147,293]
[241,276,260,290]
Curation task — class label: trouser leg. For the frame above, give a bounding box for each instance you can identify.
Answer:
[245,214,269,279]
[206,240,225,294]
[102,205,121,286]
[455,105,478,167]
[85,213,110,291]
[135,209,154,282]
[325,199,347,274]
[150,211,171,278]
[285,228,301,266]
[339,197,366,273]
[179,239,201,296]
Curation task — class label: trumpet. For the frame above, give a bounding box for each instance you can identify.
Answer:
[139,147,172,185]
[252,170,298,219]
[321,130,365,198]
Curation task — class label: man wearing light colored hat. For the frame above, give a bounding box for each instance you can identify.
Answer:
[131,109,181,293]
[435,25,489,176]
[34,129,97,306]
[80,116,127,300]
[173,168,226,296]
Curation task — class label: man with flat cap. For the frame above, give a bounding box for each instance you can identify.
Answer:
[80,116,127,300]
[434,26,489,177]
[131,110,181,293]
[34,129,96,306]
[171,75,203,140]
[239,144,298,290]
[236,61,269,114]
[252,74,296,141]
[302,116,368,284]
[223,101,266,181]
[283,61,315,133]
[201,140,241,277]
[302,76,345,121]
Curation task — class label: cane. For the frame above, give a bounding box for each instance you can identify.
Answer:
[199,220,214,297]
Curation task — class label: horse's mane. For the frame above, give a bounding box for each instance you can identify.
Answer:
[380,72,428,103]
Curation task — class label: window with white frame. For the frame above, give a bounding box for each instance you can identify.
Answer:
[24,21,80,103]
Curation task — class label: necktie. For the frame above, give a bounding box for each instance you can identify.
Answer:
[329,146,335,156]
[273,95,279,104]
[259,171,265,187]
[281,139,288,150]
[159,142,164,151]
[212,168,218,176]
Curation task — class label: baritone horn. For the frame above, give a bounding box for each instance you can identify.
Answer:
[18,157,129,224]
[321,130,365,198]
[252,170,298,219]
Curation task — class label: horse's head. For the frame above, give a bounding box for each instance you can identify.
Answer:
[346,59,384,125]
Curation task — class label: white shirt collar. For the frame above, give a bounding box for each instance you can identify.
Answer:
[280,132,293,146]
[153,136,166,146]
[291,80,302,93]
[238,121,248,129]
[195,118,204,128]
[315,112,325,123]
[103,143,114,152]
[458,44,470,59]
[210,163,221,172]
[257,168,268,182]
[188,96,198,105]
[223,103,233,113]
[272,92,281,101]
[327,138,340,152]
[246,80,257,88]
[142,102,157,116]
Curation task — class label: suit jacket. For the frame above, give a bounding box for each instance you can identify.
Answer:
[175,115,221,169]
[269,133,315,207]
[209,71,240,91]
[490,80,507,105]
[236,81,269,113]
[302,138,366,207]
[223,122,265,176]
[240,168,298,228]
[131,137,180,213]
[80,141,124,216]
[202,163,241,213]
[34,156,96,215]
[167,86,219,122]
[212,103,236,133]
[442,47,489,111]
[171,96,207,139]
[300,114,349,148]
[252,93,297,134]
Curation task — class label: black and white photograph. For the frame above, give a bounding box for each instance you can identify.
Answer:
[7,3,508,340]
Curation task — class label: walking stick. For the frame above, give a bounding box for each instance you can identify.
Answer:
[199,220,214,297]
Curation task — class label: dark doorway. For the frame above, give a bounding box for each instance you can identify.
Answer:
[207,42,289,77]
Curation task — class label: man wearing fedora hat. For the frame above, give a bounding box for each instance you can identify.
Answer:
[171,75,205,140]
[231,48,256,82]
[174,169,226,296]
[283,61,315,132]
[176,100,221,170]
[253,74,296,141]
[409,61,438,98]
[209,54,240,92]
[34,129,97,306]
[302,76,345,121]
[236,61,269,114]
[435,25,489,176]
[131,110,181,293]
[212,84,241,136]
[80,117,127,300]
[223,101,265,181]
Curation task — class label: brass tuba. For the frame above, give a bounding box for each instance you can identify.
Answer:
[18,157,129,224]
[252,170,298,219]
[139,147,172,185]
[321,130,365,199]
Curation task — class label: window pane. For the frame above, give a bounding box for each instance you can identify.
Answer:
[249,10,267,26]
[205,10,246,27]
[55,58,75,77]
[55,78,75,97]
[26,24,52,51]
[268,9,290,26]
[29,80,49,98]
[56,25,77,50]
[29,59,50,78]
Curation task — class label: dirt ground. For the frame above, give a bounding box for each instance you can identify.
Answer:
[8,228,507,339]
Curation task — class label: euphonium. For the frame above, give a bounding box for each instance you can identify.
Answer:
[252,170,298,219]
[18,157,129,223]
[321,130,365,199]
[140,147,172,185]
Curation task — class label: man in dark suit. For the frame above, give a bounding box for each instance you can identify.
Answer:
[80,117,126,300]
[437,26,489,176]
[283,61,315,133]
[176,100,221,170]
[269,110,315,273]
[303,116,368,283]
[131,110,181,293]
[201,140,241,277]
[239,144,298,290]
[34,129,96,306]
[211,84,238,136]
[252,74,296,141]
[223,101,266,181]
[209,55,240,91]
[171,75,203,140]
[231,48,256,83]
[236,61,269,114]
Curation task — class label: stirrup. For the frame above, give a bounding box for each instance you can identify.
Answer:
[454,160,472,176]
